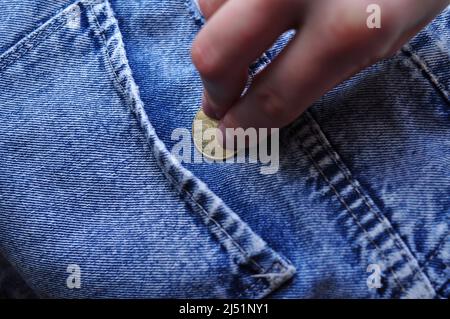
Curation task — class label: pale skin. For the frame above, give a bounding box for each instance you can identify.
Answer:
[191,0,449,145]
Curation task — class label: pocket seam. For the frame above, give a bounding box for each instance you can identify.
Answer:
[0,1,98,75]
[89,0,296,298]
[285,111,437,298]
[401,46,450,107]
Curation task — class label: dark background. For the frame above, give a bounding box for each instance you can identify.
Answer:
[0,253,35,298]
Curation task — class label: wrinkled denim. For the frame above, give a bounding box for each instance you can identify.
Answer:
[0,0,448,298]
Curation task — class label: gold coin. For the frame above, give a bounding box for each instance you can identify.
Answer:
[192,108,236,161]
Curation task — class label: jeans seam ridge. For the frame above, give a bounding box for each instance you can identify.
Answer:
[421,233,449,270]
[287,112,435,298]
[296,132,406,296]
[401,45,450,105]
[305,112,436,298]
[420,233,450,298]
[304,112,436,297]
[89,0,295,298]
[0,1,95,74]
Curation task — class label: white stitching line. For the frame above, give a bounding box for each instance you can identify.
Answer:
[402,45,450,104]
[297,137,407,294]
[290,116,409,293]
[237,263,285,298]
[88,1,264,273]
[0,2,87,73]
[421,233,449,271]
[305,114,435,296]
[87,2,296,294]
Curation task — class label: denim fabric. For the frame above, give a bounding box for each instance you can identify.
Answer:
[0,0,448,298]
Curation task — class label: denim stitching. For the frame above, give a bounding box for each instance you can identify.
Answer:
[157,167,272,298]
[88,3,129,107]
[421,233,449,270]
[285,113,436,297]
[0,0,294,298]
[401,45,450,105]
[238,262,287,298]
[238,277,264,299]
[184,0,205,26]
[293,126,407,294]
[305,113,436,297]
[303,113,436,297]
[0,2,93,74]
[88,0,265,274]
[88,0,295,297]
[420,233,449,299]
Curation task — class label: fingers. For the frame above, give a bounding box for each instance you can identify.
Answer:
[387,0,450,53]
[191,0,449,148]
[191,0,300,119]
[219,1,395,136]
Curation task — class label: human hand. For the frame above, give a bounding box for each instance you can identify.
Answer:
[191,0,449,143]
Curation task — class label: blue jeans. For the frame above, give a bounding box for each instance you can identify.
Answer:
[0,0,448,298]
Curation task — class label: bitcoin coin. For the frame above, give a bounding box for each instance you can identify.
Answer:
[192,109,236,161]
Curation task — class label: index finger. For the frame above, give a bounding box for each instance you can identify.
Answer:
[191,0,299,119]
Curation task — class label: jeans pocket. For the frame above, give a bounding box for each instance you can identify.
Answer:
[0,0,295,298]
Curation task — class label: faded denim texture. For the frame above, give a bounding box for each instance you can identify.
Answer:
[0,0,448,298]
